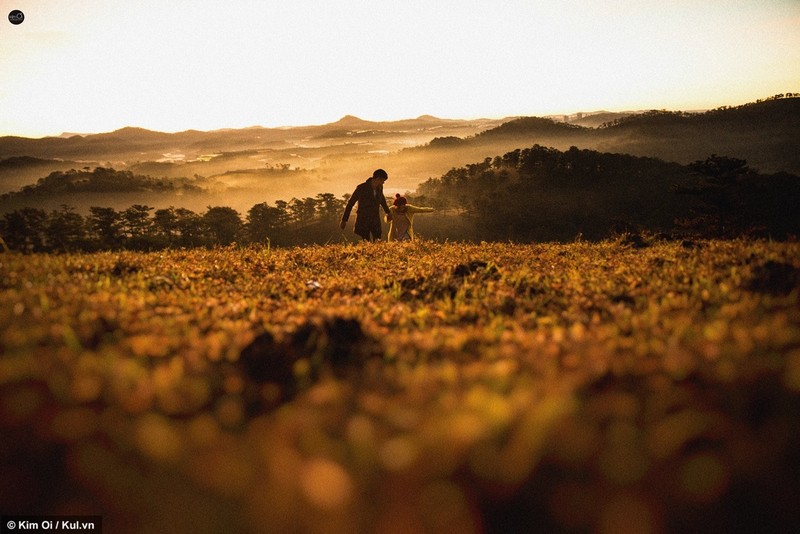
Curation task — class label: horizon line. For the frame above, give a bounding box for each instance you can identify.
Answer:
[4,93,798,140]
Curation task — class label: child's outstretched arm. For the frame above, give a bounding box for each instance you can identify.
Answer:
[406,205,434,214]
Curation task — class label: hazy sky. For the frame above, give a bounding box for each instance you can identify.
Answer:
[2,0,799,137]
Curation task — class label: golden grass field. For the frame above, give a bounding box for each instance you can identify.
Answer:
[2,238,799,533]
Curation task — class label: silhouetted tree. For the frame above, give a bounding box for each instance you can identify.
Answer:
[174,208,204,247]
[121,204,155,249]
[203,206,242,245]
[88,207,122,250]
[287,197,317,227]
[247,202,283,244]
[274,200,290,228]
[153,207,180,247]
[46,205,87,252]
[315,193,345,221]
[1,207,48,252]
[680,155,750,237]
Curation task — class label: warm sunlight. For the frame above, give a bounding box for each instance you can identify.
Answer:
[2,6,800,534]
[2,0,799,137]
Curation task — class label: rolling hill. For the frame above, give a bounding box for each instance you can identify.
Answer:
[0,95,797,215]
[418,96,800,175]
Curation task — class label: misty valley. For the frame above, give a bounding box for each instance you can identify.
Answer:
[1,95,799,250]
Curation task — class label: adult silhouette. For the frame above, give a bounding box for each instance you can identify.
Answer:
[340,169,392,241]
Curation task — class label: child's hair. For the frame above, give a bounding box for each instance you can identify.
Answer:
[393,194,407,206]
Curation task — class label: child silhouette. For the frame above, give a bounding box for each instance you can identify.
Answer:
[386,194,434,242]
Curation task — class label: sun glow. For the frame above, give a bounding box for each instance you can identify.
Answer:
[2,0,799,137]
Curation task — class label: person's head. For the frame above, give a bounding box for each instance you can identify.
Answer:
[370,168,388,185]
[393,194,407,207]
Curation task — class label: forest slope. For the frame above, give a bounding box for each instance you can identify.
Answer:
[418,96,800,175]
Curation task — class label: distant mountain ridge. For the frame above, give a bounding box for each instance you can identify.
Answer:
[0,115,507,161]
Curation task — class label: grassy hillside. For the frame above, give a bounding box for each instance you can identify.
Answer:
[2,239,799,533]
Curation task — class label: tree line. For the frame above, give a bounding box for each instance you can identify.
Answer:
[413,145,800,242]
[599,93,800,129]
[2,145,799,253]
[0,167,207,199]
[0,193,350,253]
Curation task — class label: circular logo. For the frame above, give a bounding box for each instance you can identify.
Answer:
[9,10,25,25]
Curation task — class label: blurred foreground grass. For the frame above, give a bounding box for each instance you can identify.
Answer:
[1,239,799,533]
